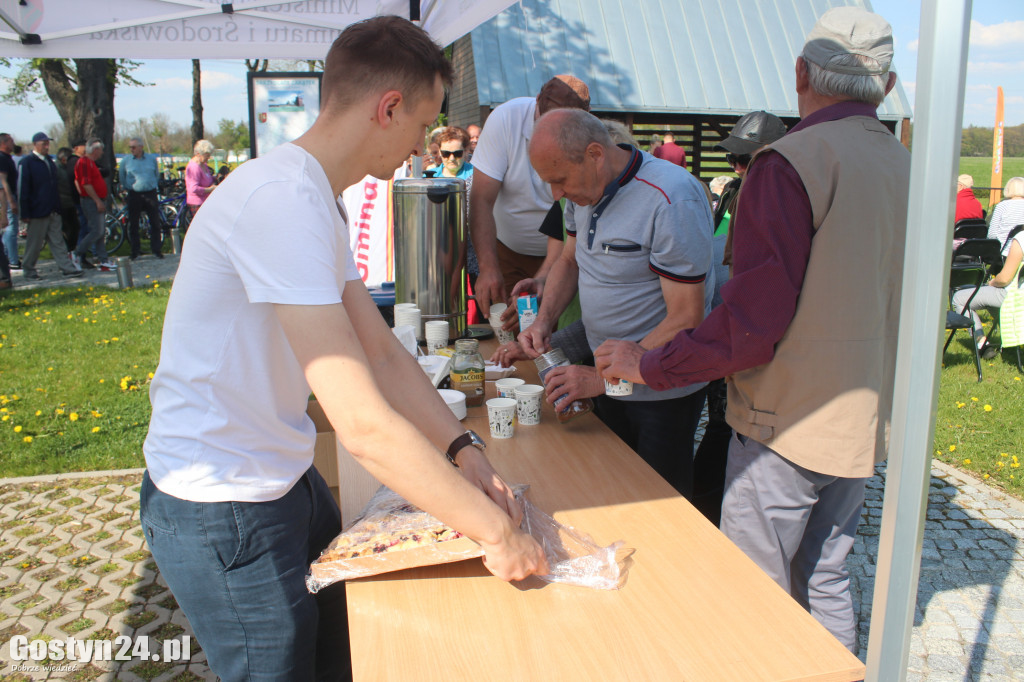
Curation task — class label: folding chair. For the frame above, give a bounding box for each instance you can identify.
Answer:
[953,218,989,240]
[944,256,989,382]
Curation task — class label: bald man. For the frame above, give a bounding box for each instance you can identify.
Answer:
[518,108,714,498]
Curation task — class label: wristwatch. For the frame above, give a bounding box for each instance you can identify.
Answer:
[445,429,486,466]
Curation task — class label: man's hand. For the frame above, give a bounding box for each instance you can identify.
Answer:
[500,278,545,331]
[542,365,604,406]
[478,527,550,581]
[474,267,505,319]
[94,198,105,212]
[489,341,529,368]
[454,446,523,526]
[594,339,648,385]
[518,320,552,359]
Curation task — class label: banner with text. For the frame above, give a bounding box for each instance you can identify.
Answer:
[343,176,393,287]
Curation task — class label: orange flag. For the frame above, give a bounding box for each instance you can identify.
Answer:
[990,86,1004,205]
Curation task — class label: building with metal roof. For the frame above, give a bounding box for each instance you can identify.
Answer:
[448,0,913,179]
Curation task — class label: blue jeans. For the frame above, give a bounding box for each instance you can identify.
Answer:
[593,388,707,498]
[76,201,108,261]
[140,469,351,681]
[2,207,18,265]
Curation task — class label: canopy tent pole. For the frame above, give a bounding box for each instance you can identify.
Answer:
[865,0,973,679]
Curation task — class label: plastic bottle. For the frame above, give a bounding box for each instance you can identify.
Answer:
[450,338,485,407]
[534,348,594,423]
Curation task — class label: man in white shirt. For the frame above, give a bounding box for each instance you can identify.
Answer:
[470,74,590,317]
[141,16,547,681]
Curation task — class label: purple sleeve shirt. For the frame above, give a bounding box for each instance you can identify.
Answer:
[639,101,880,389]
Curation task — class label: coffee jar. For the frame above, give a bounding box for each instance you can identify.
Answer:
[533,348,594,423]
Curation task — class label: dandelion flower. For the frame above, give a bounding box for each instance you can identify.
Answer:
[1,416,7,422]
[971,397,979,402]
[47,367,53,372]
[55,408,64,415]
[949,445,956,452]
[998,461,1005,468]
[984,474,990,479]
[90,410,101,418]
[69,412,79,422]
[984,405,993,412]
[91,427,100,433]
[111,337,119,341]
[1015,377,1021,382]
[963,459,972,465]
[34,410,41,416]
[956,401,966,408]
[13,425,22,433]
[23,436,32,443]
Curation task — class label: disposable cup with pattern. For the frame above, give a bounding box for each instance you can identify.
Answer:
[604,378,633,396]
[495,377,525,398]
[513,384,544,426]
[486,398,516,439]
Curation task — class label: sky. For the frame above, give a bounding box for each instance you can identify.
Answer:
[0,1,1020,144]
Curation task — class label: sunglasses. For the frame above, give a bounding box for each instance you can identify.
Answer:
[440,149,464,159]
[726,153,752,167]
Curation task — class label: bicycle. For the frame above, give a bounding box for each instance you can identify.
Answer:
[104,189,190,255]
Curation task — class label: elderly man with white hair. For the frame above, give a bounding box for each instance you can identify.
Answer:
[954,173,983,223]
[596,6,909,653]
[119,137,165,259]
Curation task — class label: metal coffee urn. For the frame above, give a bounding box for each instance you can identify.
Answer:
[392,178,467,342]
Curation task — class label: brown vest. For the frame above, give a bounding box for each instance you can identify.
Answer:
[725,115,910,478]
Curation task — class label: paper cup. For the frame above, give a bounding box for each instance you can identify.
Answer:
[604,378,633,396]
[495,377,525,398]
[513,384,544,426]
[486,398,516,439]
[425,321,449,354]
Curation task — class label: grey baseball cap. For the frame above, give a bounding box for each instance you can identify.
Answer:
[714,111,788,156]
[802,6,894,76]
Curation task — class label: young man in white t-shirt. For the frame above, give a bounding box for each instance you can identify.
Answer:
[141,16,547,681]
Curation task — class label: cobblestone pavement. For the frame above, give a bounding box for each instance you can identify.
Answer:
[852,461,1024,681]
[0,461,1021,680]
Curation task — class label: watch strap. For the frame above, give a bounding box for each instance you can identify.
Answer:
[445,430,481,465]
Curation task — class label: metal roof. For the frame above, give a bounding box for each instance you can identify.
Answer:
[469,0,913,120]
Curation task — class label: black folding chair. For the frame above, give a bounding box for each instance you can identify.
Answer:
[944,257,988,382]
[953,218,989,240]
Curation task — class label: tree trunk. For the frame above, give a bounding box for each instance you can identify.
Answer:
[37,58,116,177]
[191,59,204,147]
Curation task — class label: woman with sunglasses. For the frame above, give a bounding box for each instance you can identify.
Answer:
[427,127,480,319]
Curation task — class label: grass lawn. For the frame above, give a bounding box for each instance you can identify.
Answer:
[959,157,1024,212]
[0,282,168,476]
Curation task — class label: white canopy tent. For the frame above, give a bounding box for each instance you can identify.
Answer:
[0,1,977,680]
[0,0,516,58]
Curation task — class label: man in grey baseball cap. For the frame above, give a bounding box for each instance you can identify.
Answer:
[596,6,907,653]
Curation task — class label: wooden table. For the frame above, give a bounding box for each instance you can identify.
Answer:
[344,342,866,681]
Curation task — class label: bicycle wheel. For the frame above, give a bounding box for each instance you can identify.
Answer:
[160,204,178,233]
[105,211,126,254]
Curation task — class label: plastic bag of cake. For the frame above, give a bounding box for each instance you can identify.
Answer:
[307,484,632,592]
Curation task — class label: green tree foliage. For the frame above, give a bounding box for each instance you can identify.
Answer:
[213,119,250,153]
[962,123,1024,157]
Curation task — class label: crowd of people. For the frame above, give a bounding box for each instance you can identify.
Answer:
[952,174,1024,357]
[0,136,227,289]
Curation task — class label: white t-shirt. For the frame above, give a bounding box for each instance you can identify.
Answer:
[471,97,553,257]
[144,143,360,503]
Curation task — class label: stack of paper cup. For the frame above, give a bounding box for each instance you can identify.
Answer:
[488,303,515,344]
[514,384,544,425]
[438,388,467,420]
[394,304,422,342]
[424,320,449,354]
